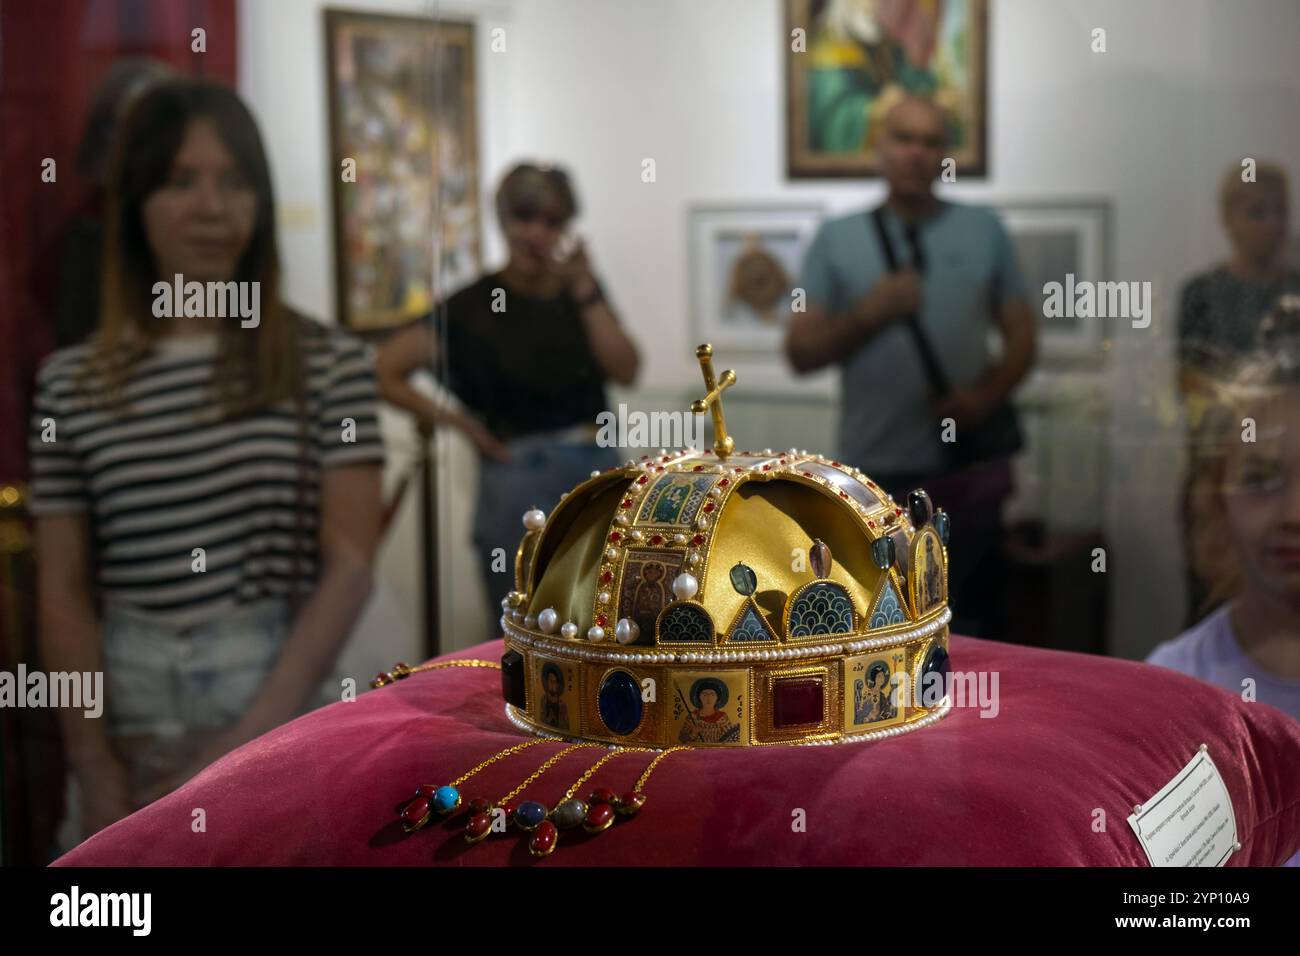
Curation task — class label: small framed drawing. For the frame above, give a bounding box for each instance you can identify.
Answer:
[688,204,825,354]
[996,201,1111,363]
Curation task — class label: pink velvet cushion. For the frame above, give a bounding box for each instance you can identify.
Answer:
[54,636,1300,866]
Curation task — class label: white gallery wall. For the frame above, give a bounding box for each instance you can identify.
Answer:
[239,0,1300,672]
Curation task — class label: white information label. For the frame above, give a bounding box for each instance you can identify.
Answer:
[1127,748,1237,867]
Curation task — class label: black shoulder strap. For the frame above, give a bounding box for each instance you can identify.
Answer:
[867,207,951,396]
[870,206,901,272]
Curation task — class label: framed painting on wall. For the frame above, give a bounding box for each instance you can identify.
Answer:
[325,10,480,333]
[996,200,1112,363]
[785,0,988,179]
[688,204,825,354]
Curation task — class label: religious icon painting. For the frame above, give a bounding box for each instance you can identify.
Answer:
[618,549,686,644]
[636,474,715,527]
[671,671,748,746]
[909,527,947,616]
[844,649,907,731]
[785,0,988,178]
[534,657,579,733]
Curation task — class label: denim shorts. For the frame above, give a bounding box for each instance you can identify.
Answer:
[102,598,291,740]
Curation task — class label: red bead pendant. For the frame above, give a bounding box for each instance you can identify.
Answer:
[587,787,616,806]
[584,802,616,834]
[528,820,558,858]
[401,795,432,833]
[615,791,647,817]
[464,811,493,844]
[468,797,492,816]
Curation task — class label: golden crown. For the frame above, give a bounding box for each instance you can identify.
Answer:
[499,345,953,747]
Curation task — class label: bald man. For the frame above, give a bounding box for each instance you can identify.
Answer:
[785,94,1037,636]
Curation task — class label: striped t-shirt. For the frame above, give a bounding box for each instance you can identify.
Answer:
[28,319,385,627]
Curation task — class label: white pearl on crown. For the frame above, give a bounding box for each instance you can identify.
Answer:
[587,625,606,642]
[615,618,640,644]
[538,608,559,634]
[598,590,611,604]
[672,572,699,601]
[560,622,579,641]
[523,508,546,531]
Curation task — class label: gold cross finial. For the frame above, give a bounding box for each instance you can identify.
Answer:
[690,343,737,460]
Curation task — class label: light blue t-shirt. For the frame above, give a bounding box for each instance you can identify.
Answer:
[799,201,1027,474]
[1147,602,1300,866]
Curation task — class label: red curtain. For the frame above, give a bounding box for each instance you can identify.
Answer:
[0,0,237,865]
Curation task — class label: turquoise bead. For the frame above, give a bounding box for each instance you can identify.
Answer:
[433,785,461,814]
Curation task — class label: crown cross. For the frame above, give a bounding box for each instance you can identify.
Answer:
[690,343,737,460]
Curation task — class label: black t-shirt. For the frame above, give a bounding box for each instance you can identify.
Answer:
[1177,266,1300,373]
[431,273,610,441]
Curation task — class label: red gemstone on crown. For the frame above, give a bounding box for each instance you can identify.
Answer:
[692,534,705,545]
[650,534,663,545]
[719,479,729,487]
[621,498,633,508]
[693,465,704,472]
[609,532,621,543]
[602,570,613,583]
[773,677,824,728]
[703,502,714,513]
[596,614,607,627]
[762,464,771,471]
[637,476,648,485]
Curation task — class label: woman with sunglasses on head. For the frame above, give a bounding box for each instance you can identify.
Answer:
[377,162,639,627]
[29,80,384,845]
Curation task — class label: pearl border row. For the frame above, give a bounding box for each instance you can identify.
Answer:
[503,695,952,749]
[501,606,951,665]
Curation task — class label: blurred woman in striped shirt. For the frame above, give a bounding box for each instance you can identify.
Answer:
[29,81,384,845]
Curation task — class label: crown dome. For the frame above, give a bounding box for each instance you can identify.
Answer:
[499,348,953,747]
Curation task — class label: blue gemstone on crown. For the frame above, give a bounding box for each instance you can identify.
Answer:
[908,488,933,527]
[933,510,951,545]
[871,535,896,570]
[597,670,643,736]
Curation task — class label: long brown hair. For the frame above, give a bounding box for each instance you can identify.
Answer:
[90,79,303,417]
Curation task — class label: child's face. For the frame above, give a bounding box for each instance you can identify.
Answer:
[1222,392,1300,606]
